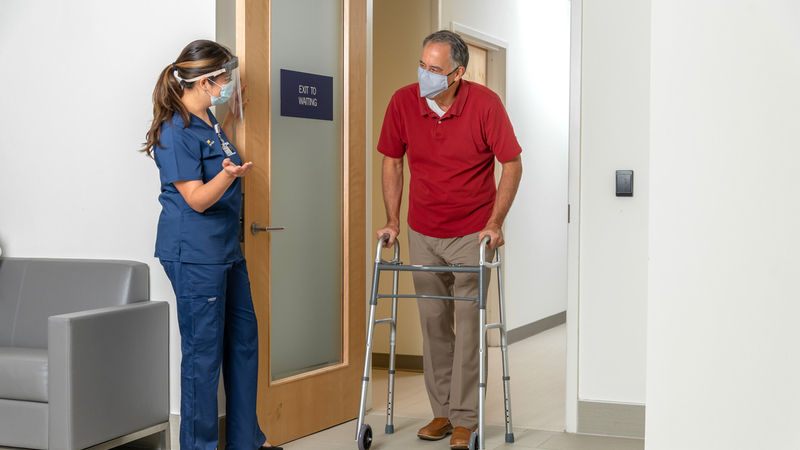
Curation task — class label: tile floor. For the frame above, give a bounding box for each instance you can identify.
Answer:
[368,325,567,432]
[281,325,645,450]
[280,411,644,450]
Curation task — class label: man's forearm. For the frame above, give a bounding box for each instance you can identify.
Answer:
[382,156,404,225]
[488,156,523,227]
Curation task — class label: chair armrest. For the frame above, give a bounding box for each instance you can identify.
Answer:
[48,301,169,450]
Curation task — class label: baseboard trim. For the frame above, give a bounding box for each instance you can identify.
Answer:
[577,400,645,439]
[372,353,424,372]
[169,415,178,450]
[507,311,566,345]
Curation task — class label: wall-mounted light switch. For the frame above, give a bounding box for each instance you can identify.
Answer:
[616,170,633,197]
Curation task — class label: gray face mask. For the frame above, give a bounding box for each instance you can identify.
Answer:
[417,66,458,99]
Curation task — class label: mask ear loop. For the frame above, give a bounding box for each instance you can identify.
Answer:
[172,63,185,90]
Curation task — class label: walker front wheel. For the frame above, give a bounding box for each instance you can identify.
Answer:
[468,431,479,450]
[357,423,373,450]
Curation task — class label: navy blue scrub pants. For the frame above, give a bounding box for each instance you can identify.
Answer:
[161,258,266,450]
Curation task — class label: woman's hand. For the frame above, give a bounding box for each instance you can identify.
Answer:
[222,158,253,178]
[174,159,253,213]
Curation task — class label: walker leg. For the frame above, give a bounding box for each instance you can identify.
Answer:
[356,264,382,441]
[496,248,514,443]
[478,307,487,450]
[385,269,399,434]
[478,265,488,450]
[356,302,378,439]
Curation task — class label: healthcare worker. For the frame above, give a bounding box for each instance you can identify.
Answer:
[142,40,281,450]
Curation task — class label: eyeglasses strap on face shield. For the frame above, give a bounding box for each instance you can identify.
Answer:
[171,57,237,88]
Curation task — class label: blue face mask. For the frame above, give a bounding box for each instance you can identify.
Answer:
[208,79,234,105]
[417,66,458,99]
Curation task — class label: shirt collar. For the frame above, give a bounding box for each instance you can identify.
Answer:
[417,79,471,118]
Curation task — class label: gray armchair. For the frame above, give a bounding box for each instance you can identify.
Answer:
[0,258,169,450]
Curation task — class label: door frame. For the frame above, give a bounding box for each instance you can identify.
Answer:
[450,22,508,105]
[566,0,583,434]
[236,0,367,444]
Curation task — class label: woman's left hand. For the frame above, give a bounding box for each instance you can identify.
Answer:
[222,158,253,178]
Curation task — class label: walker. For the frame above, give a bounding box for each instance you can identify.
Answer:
[355,234,515,450]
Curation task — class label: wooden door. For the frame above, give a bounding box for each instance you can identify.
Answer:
[463,43,487,85]
[235,0,366,445]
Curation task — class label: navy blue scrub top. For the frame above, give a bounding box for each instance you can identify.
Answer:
[153,110,243,264]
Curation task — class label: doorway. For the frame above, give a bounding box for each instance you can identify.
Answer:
[368,0,571,436]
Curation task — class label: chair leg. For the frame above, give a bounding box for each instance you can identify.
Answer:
[160,424,171,450]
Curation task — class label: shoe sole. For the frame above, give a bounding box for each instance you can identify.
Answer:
[417,429,454,441]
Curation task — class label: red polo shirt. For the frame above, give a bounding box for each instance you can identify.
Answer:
[377,80,522,238]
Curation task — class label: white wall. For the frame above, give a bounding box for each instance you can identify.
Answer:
[0,0,216,415]
[646,1,800,448]
[441,0,571,331]
[578,0,650,404]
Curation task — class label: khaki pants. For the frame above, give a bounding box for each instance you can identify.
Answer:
[408,227,494,430]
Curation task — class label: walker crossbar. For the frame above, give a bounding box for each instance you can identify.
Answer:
[354,234,515,450]
[376,294,479,302]
[375,263,485,273]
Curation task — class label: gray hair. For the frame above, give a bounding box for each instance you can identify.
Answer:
[423,30,469,72]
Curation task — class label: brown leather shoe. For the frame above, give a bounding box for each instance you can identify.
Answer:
[417,418,454,440]
[449,426,473,449]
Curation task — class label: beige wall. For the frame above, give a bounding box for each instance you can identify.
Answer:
[371,0,432,356]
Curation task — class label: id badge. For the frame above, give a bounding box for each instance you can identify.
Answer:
[214,123,236,157]
[221,141,235,157]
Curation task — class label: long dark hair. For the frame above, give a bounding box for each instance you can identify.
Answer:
[141,40,233,157]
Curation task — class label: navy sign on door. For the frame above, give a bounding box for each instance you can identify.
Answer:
[280,69,333,121]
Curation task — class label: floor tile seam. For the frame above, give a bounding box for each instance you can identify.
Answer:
[568,431,645,441]
[531,432,558,449]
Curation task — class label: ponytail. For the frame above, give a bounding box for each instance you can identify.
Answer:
[141,64,191,157]
[141,40,233,157]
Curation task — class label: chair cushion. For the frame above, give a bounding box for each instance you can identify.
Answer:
[0,347,48,402]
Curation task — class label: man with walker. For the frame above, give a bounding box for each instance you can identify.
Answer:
[375,30,523,449]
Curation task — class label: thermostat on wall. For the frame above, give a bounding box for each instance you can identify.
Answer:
[616,170,633,197]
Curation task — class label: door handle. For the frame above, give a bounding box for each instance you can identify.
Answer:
[251,222,286,235]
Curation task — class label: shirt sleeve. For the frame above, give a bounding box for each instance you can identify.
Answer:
[156,125,204,184]
[484,96,523,163]
[376,92,407,159]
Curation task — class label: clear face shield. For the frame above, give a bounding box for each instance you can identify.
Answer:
[183,56,244,123]
[217,57,243,123]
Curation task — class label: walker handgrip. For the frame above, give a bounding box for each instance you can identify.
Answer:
[479,235,492,265]
[375,233,400,263]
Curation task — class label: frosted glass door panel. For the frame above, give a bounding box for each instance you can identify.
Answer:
[270,0,343,381]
